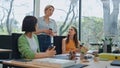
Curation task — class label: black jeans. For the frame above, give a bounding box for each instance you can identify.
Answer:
[37,35,51,52]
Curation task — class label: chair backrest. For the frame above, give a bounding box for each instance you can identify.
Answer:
[0,35,12,49]
[11,33,22,59]
[0,35,12,59]
[53,36,66,54]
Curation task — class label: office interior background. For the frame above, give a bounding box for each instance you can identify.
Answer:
[0,0,120,48]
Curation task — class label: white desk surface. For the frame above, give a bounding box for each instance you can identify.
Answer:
[83,61,119,68]
[2,53,120,68]
[56,54,120,68]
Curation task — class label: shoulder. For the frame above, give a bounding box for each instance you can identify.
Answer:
[50,18,56,23]
[38,16,43,19]
[18,34,26,40]
[77,40,80,47]
[33,34,37,37]
[33,34,38,38]
[18,34,28,44]
[78,40,80,44]
[62,38,67,41]
[38,16,44,21]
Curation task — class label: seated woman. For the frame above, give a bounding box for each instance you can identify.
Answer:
[62,26,80,54]
[18,16,56,59]
[62,26,88,54]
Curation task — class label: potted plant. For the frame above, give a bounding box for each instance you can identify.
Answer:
[101,37,113,53]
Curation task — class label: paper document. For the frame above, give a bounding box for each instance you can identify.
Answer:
[33,58,76,68]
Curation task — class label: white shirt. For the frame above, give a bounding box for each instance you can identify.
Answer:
[26,36,38,53]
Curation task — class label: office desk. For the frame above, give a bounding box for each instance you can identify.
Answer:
[2,60,119,68]
[0,48,12,59]
[0,49,12,52]
[2,60,62,68]
[1,54,120,68]
[0,48,12,68]
[3,60,45,68]
[83,61,119,68]
[54,54,120,68]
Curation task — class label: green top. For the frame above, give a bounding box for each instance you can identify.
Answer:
[18,34,40,59]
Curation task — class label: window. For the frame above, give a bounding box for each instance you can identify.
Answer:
[39,0,79,36]
[81,0,120,46]
[0,0,34,35]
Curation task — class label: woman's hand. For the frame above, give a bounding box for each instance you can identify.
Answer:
[43,29,55,36]
[42,29,51,34]
[45,46,56,57]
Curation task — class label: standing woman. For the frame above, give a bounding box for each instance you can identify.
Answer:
[35,5,57,52]
[18,16,56,59]
[62,26,80,54]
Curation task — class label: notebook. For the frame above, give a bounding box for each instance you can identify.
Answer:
[111,60,120,66]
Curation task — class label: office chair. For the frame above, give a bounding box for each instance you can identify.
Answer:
[53,36,66,54]
[11,33,22,59]
[0,35,12,59]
